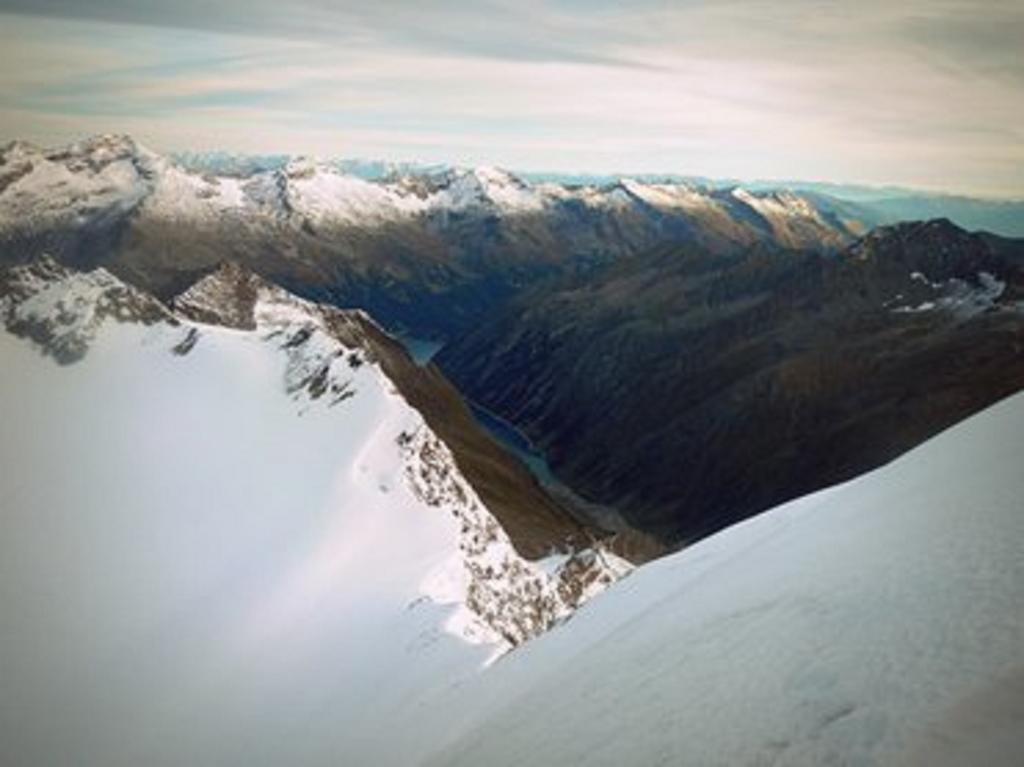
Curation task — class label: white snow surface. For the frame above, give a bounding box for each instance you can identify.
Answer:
[0,264,626,766]
[419,391,1024,766]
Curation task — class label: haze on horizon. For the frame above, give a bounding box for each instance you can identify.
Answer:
[0,0,1022,198]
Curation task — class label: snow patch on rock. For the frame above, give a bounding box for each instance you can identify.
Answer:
[0,256,173,363]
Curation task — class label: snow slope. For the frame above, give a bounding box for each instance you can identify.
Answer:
[421,391,1024,766]
[0,260,625,766]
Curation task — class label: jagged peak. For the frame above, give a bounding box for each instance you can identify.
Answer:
[431,164,526,193]
[1,252,68,286]
[596,178,647,206]
[69,132,140,155]
[0,139,41,160]
[1,254,123,304]
[621,177,698,194]
[844,219,1022,313]
[1,256,174,364]
[471,164,526,187]
[731,185,810,207]
[282,155,322,180]
[849,218,979,264]
[865,217,967,241]
[3,134,158,178]
[171,261,376,351]
[616,177,646,195]
[172,261,282,330]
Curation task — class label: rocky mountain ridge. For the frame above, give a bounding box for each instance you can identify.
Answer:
[0,255,631,647]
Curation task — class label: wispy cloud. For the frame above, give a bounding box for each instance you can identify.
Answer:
[0,1,1021,196]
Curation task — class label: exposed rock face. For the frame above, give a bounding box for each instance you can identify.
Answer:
[172,261,264,330]
[401,425,629,646]
[0,135,863,340]
[438,220,1024,543]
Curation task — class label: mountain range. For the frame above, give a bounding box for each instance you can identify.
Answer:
[175,151,1024,238]
[1,133,1022,764]
[0,134,869,339]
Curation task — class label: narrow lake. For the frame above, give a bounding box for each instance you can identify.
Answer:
[468,403,557,486]
[394,334,554,481]
[399,336,445,366]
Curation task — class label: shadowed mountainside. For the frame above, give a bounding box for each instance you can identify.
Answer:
[438,220,1024,543]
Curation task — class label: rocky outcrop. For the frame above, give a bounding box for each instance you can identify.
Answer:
[0,255,173,363]
[401,425,629,647]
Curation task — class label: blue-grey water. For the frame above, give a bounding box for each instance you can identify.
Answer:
[468,403,556,486]
[397,335,445,366]
[468,402,631,533]
[396,334,555,483]
[395,333,624,529]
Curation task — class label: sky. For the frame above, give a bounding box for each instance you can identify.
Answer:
[0,0,1022,197]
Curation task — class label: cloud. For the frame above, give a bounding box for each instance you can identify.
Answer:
[0,0,653,67]
[0,1,1022,196]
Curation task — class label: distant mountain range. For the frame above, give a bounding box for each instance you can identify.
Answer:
[173,148,1024,237]
[1,134,867,340]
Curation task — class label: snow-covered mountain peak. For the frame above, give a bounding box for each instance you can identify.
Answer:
[171,262,384,404]
[1,134,863,270]
[616,177,649,196]
[2,257,630,655]
[612,178,717,215]
[268,157,430,223]
[283,155,320,180]
[435,165,543,212]
[0,139,40,162]
[732,185,816,216]
[471,164,522,187]
[43,133,164,184]
[1,256,173,363]
[0,135,154,232]
[63,132,144,162]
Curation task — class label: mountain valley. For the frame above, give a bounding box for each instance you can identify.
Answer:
[439,219,1024,541]
[1,132,1022,765]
